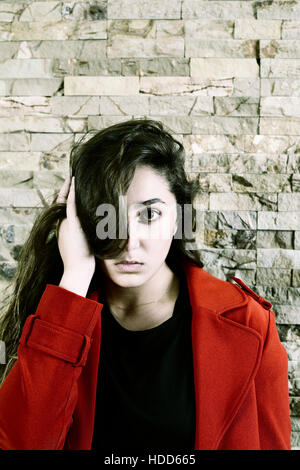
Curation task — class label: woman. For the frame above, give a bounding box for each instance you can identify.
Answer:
[0,118,291,450]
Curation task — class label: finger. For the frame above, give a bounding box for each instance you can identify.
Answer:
[57,172,72,203]
[66,176,79,221]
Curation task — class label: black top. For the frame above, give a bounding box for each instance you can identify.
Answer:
[91,273,196,451]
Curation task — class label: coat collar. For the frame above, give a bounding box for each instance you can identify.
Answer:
[88,259,263,450]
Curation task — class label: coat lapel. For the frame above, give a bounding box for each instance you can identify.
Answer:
[87,260,264,450]
[181,261,263,449]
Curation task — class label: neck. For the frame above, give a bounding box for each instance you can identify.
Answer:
[103,263,180,330]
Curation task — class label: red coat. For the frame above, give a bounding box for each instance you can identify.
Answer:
[0,260,291,450]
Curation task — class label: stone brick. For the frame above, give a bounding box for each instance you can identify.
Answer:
[192,116,258,134]
[257,248,300,269]
[205,228,257,250]
[261,40,300,59]
[184,19,234,39]
[279,194,300,211]
[292,174,300,192]
[256,268,291,286]
[0,42,19,59]
[258,212,300,230]
[0,132,30,151]
[32,171,66,189]
[231,153,287,173]
[0,152,41,171]
[88,115,138,131]
[243,135,300,154]
[0,262,17,282]
[282,21,300,39]
[140,76,233,96]
[190,58,259,79]
[30,133,74,152]
[0,117,24,133]
[0,78,63,96]
[261,59,300,78]
[156,20,184,38]
[261,97,300,117]
[108,36,184,58]
[261,78,300,96]
[100,95,149,115]
[0,2,25,22]
[1,224,32,245]
[214,97,259,116]
[61,1,107,21]
[0,96,50,116]
[260,117,300,135]
[215,211,257,230]
[0,20,107,41]
[138,58,190,76]
[50,96,100,116]
[19,2,62,22]
[284,341,300,361]
[51,58,120,77]
[0,59,53,78]
[293,269,300,285]
[0,189,54,208]
[24,40,107,60]
[0,208,42,225]
[0,170,33,188]
[232,78,260,97]
[186,39,258,58]
[193,192,209,211]
[257,230,294,249]
[210,192,277,211]
[107,0,181,19]
[0,116,85,133]
[92,114,192,134]
[275,305,300,324]
[295,231,300,250]
[201,248,257,269]
[207,174,232,192]
[232,173,290,193]
[149,96,213,116]
[256,1,300,20]
[108,19,156,39]
[182,1,254,19]
[287,286,300,305]
[183,134,243,154]
[234,19,282,39]
[257,284,288,305]
[64,76,139,95]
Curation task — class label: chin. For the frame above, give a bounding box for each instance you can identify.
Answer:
[112,273,146,287]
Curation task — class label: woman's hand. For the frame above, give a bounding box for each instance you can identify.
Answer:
[56,173,96,277]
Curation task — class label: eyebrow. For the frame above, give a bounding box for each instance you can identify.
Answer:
[136,198,166,205]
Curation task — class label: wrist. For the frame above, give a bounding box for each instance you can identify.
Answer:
[59,267,94,298]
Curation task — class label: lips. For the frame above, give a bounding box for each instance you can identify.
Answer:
[116,261,142,265]
[115,261,144,272]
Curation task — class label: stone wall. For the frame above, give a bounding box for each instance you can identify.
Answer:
[0,0,299,449]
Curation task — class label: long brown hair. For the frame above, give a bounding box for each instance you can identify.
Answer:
[0,118,203,385]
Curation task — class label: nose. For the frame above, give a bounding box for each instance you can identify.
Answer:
[126,220,140,250]
[118,218,140,251]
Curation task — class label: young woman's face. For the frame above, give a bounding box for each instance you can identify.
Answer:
[98,165,178,288]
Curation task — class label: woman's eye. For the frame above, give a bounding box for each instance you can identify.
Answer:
[139,208,161,224]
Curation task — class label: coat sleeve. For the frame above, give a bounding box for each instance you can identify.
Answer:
[0,284,101,450]
[254,308,292,450]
